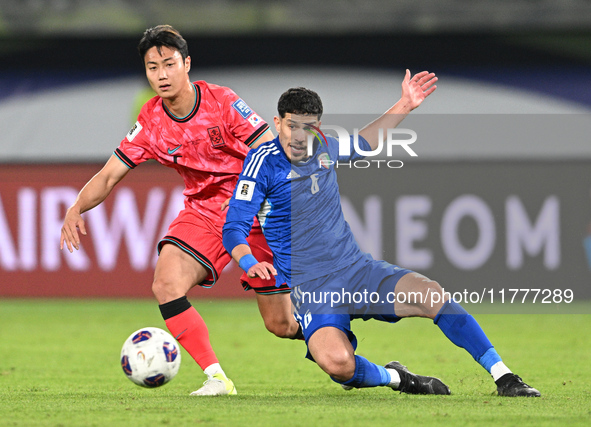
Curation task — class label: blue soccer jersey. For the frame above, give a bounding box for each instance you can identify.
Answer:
[223,133,371,288]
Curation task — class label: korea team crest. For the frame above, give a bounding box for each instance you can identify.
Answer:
[208,126,226,148]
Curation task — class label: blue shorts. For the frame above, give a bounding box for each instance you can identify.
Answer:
[290,254,413,359]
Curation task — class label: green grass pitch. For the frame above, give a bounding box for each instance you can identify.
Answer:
[0,299,590,426]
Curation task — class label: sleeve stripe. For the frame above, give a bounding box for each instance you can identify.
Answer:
[244,123,270,147]
[114,148,137,169]
[243,145,280,179]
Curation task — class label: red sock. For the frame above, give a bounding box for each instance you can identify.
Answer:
[165,307,219,370]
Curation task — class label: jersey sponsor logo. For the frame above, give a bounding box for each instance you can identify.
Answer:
[247,113,262,128]
[231,98,253,119]
[236,179,256,201]
[126,121,143,142]
[167,144,182,155]
[286,170,301,180]
[208,126,226,148]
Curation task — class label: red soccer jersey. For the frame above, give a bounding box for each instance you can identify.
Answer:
[115,80,269,226]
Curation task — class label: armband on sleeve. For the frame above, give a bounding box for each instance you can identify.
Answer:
[238,254,259,272]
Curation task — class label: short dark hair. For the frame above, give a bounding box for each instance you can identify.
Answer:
[277,87,323,119]
[137,25,189,63]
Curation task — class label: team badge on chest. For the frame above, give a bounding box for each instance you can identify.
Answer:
[208,126,226,148]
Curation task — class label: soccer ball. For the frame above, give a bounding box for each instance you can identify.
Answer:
[120,327,181,388]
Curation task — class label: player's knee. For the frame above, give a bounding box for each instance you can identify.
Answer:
[416,279,446,316]
[423,279,444,298]
[152,278,181,305]
[396,277,446,318]
[316,350,355,381]
[151,279,167,303]
[263,317,294,338]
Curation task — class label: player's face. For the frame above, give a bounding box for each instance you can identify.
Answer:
[144,46,191,100]
[274,114,321,163]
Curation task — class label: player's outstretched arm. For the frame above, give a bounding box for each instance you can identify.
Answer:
[359,69,437,150]
[60,155,130,252]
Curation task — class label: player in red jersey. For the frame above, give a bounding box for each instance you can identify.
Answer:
[60,25,300,396]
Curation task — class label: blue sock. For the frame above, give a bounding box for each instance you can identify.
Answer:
[477,348,502,373]
[332,355,391,388]
[434,300,497,370]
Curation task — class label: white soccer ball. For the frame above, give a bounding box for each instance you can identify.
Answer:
[120,327,181,388]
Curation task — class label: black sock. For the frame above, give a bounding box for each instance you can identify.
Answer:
[159,296,192,320]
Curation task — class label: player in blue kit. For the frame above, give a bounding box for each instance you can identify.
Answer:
[223,71,540,397]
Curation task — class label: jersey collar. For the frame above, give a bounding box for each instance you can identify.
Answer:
[162,83,201,123]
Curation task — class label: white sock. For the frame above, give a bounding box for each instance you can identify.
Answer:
[204,363,226,379]
[386,368,401,389]
[490,361,512,382]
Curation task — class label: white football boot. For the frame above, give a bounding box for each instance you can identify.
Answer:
[190,373,237,396]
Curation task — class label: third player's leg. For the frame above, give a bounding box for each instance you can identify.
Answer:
[255,292,301,338]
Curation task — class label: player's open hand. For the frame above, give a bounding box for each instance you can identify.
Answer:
[60,208,87,253]
[401,69,437,111]
[247,261,277,280]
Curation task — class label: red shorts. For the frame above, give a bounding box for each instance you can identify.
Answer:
[157,207,290,295]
